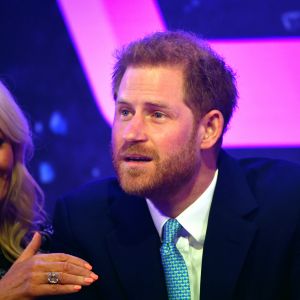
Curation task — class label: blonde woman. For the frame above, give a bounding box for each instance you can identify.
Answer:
[0,81,98,299]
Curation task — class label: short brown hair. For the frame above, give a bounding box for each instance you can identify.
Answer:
[112,31,238,133]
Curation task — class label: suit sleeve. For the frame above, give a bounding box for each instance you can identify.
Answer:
[290,208,300,300]
[49,198,79,255]
[39,198,100,300]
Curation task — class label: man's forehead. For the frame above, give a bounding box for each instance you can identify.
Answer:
[119,66,184,91]
[124,64,184,75]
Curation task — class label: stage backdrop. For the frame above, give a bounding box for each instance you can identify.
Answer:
[0,0,299,214]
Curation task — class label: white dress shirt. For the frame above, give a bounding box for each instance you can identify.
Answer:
[146,170,218,300]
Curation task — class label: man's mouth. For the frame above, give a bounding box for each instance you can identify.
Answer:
[123,154,152,162]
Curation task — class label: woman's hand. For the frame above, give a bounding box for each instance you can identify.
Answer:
[0,232,98,300]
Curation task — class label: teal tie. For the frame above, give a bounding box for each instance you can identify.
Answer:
[160,219,191,300]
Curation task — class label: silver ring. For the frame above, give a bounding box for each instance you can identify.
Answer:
[47,272,59,284]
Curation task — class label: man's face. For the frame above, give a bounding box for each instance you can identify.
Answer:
[0,131,13,201]
[112,65,202,198]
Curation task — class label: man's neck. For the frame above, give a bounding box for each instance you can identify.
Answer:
[149,164,217,218]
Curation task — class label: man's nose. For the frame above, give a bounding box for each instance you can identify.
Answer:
[123,116,147,142]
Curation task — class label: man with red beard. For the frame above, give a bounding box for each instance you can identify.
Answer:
[46,31,300,300]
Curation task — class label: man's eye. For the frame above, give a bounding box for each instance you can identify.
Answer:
[119,109,132,118]
[121,109,129,116]
[152,111,165,119]
[0,138,5,146]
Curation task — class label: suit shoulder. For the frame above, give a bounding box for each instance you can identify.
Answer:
[238,157,300,197]
[56,177,123,211]
[239,156,300,177]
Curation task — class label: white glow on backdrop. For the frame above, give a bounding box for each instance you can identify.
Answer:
[58,0,300,147]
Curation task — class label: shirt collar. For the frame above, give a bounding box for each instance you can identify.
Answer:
[146,169,218,243]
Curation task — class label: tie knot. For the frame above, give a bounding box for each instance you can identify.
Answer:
[162,219,182,244]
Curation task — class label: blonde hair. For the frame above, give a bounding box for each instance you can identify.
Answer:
[0,81,46,261]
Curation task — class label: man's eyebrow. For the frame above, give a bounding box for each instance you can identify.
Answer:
[144,102,171,110]
[115,99,131,105]
[116,99,171,110]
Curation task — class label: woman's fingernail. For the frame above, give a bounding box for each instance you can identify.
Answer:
[84,277,94,283]
[84,263,92,270]
[74,285,82,290]
[90,272,98,280]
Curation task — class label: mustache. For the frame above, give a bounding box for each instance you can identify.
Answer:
[114,143,159,160]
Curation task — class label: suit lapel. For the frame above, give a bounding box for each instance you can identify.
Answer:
[201,152,258,300]
[105,185,168,300]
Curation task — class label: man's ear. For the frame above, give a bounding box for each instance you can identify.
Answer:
[197,109,224,150]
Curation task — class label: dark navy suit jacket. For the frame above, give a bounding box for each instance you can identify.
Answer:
[44,151,300,300]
